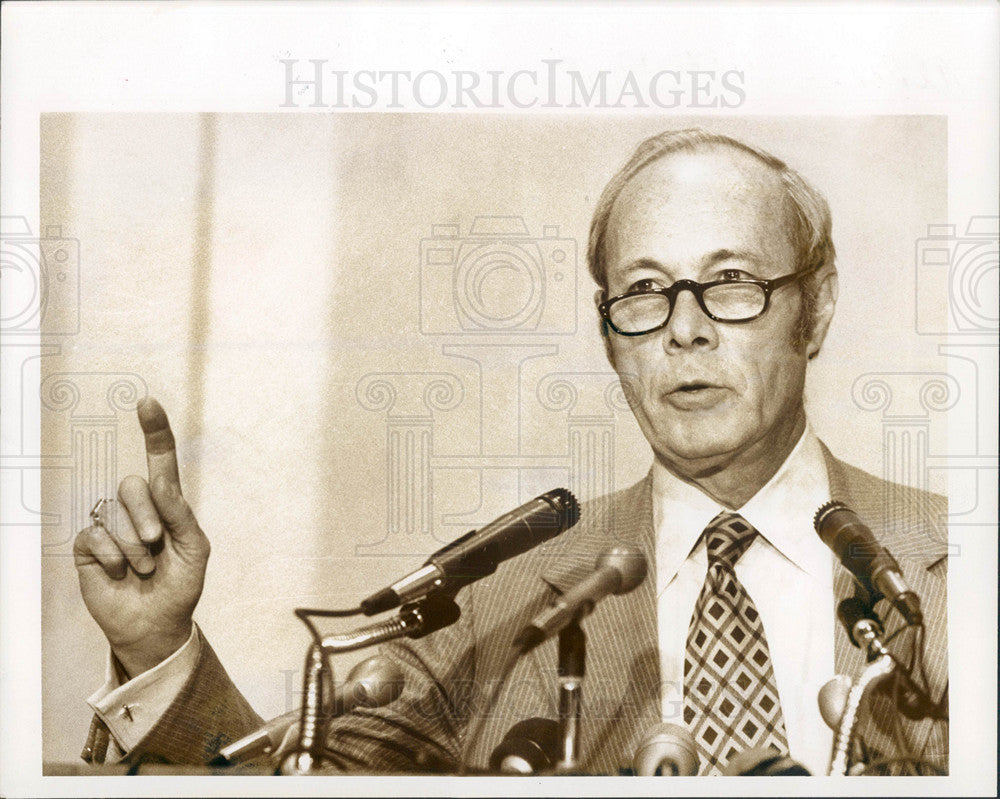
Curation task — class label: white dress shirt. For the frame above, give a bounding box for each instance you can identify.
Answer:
[653,424,836,775]
[90,427,836,773]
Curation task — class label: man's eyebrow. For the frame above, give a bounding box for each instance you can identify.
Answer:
[702,248,765,268]
[616,250,766,279]
[619,257,666,273]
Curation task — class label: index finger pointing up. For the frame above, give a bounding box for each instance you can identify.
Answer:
[137,397,182,491]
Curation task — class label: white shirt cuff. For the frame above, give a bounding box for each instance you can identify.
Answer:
[87,624,202,756]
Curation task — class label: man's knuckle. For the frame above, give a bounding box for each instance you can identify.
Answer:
[72,526,93,554]
[81,525,106,550]
[121,541,146,557]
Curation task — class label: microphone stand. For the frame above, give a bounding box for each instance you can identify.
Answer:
[555,619,586,773]
[282,643,334,775]
[283,595,459,774]
[828,614,895,776]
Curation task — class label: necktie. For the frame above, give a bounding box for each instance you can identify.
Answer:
[682,511,788,775]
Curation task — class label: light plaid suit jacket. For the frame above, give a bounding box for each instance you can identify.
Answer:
[92,445,948,775]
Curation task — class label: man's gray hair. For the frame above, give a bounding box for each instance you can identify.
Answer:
[586,128,836,347]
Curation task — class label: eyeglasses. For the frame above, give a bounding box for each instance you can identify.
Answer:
[598,266,817,336]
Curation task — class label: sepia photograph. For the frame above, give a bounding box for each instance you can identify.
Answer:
[37,113,952,776]
[2,3,997,797]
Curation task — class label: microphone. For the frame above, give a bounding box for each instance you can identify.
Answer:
[818,674,853,731]
[723,748,811,775]
[361,488,580,615]
[489,717,560,774]
[513,547,647,652]
[632,723,699,776]
[213,657,404,765]
[813,501,922,625]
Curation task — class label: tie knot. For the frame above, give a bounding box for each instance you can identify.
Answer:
[703,512,757,571]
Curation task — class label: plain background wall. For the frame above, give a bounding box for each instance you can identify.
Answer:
[40,114,948,764]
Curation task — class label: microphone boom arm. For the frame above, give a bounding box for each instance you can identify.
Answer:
[283,594,460,774]
[320,596,458,654]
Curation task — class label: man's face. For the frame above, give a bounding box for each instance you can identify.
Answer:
[602,147,821,477]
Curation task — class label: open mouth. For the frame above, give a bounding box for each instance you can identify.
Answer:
[673,382,718,393]
[664,382,727,409]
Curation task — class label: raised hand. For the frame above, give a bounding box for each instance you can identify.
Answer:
[74,397,210,678]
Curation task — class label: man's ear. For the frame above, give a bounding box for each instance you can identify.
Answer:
[594,288,617,368]
[807,269,838,360]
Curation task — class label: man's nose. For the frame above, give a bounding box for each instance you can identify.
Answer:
[662,288,719,352]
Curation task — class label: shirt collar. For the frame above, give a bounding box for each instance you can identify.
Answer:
[652,424,832,593]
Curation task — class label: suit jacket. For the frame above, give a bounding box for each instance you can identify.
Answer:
[92,445,948,775]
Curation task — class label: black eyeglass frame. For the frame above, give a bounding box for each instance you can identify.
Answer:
[597,265,819,337]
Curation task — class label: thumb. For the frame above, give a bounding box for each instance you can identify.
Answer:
[150,473,204,548]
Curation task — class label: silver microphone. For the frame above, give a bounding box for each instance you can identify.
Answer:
[814,501,922,625]
[632,723,699,776]
[818,674,853,731]
[213,656,404,765]
[513,547,648,651]
[489,717,560,774]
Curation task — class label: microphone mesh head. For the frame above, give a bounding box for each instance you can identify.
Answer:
[818,674,853,731]
[632,722,698,776]
[348,657,406,706]
[813,499,847,532]
[595,547,647,594]
[489,717,560,773]
[542,488,580,529]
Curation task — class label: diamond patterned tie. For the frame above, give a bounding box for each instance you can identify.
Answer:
[682,512,788,775]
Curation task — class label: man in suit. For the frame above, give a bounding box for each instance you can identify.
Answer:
[74,128,948,775]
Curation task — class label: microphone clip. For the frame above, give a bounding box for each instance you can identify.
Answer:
[837,596,888,659]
